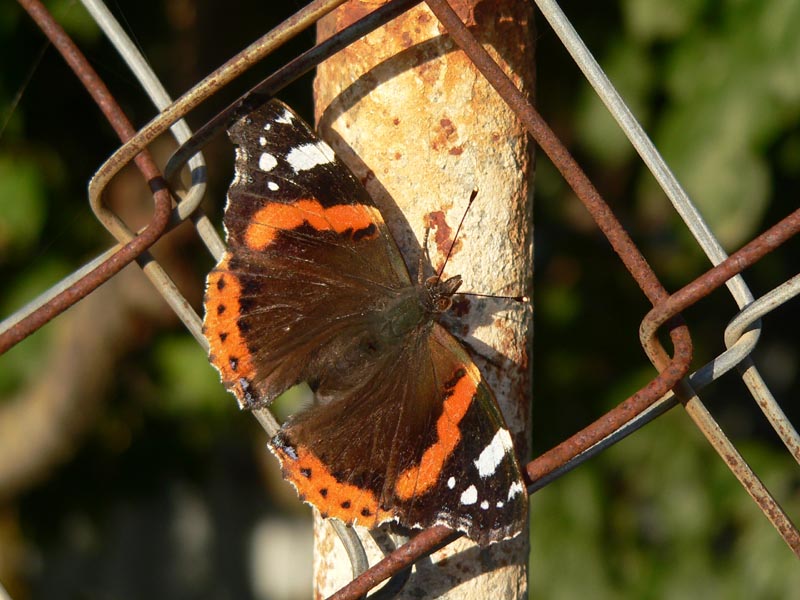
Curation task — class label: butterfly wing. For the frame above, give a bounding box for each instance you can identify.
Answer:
[270,323,528,546]
[203,100,411,407]
[205,99,528,545]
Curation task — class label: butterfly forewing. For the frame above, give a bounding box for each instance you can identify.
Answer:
[204,101,409,407]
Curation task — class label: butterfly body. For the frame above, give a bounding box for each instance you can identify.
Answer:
[203,100,527,546]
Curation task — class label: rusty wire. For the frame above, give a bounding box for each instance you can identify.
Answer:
[0,0,172,354]
[4,0,800,598]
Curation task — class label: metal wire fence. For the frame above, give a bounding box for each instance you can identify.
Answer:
[2,0,799,598]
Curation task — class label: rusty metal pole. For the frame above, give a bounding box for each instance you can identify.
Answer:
[312,1,535,597]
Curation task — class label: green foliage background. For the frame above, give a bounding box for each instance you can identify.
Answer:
[1,1,798,598]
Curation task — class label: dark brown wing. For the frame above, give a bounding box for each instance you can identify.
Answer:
[203,100,410,407]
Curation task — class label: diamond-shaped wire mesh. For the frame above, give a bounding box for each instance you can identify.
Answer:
[1,0,798,598]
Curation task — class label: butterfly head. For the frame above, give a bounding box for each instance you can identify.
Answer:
[424,275,463,314]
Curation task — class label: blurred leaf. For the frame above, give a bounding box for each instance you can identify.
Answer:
[0,3,23,37]
[577,39,655,168]
[531,468,617,600]
[621,0,706,41]
[648,0,800,250]
[540,284,581,326]
[0,155,47,259]
[0,259,69,395]
[152,334,230,417]
[271,383,314,422]
[46,0,100,41]
[645,132,769,251]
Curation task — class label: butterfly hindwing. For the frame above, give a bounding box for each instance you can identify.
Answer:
[402,325,527,543]
[269,322,527,546]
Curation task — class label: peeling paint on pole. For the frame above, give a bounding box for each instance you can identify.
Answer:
[312,1,534,597]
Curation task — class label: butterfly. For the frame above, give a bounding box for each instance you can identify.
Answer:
[203,99,527,545]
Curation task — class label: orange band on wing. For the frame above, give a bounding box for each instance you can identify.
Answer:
[203,257,255,398]
[244,199,378,250]
[272,443,394,528]
[393,364,479,500]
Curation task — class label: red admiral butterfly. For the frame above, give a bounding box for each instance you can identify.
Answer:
[203,99,527,545]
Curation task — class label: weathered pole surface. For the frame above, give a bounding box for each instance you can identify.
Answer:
[312,1,535,597]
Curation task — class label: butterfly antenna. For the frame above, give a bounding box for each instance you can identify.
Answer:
[418,225,431,285]
[436,189,478,283]
[459,291,530,304]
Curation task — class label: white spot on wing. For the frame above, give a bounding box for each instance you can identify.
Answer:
[267,181,279,191]
[275,109,294,125]
[259,152,278,172]
[474,428,514,478]
[258,136,267,146]
[263,123,272,131]
[507,481,524,500]
[480,500,489,510]
[496,501,504,508]
[286,141,336,172]
[460,485,477,505]
[447,476,456,489]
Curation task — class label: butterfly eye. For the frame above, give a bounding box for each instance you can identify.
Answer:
[436,297,453,312]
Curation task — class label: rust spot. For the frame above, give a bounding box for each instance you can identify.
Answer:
[440,118,456,137]
[429,116,459,153]
[427,210,463,271]
[394,152,402,160]
[449,145,464,156]
[392,117,400,126]
[427,210,450,251]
